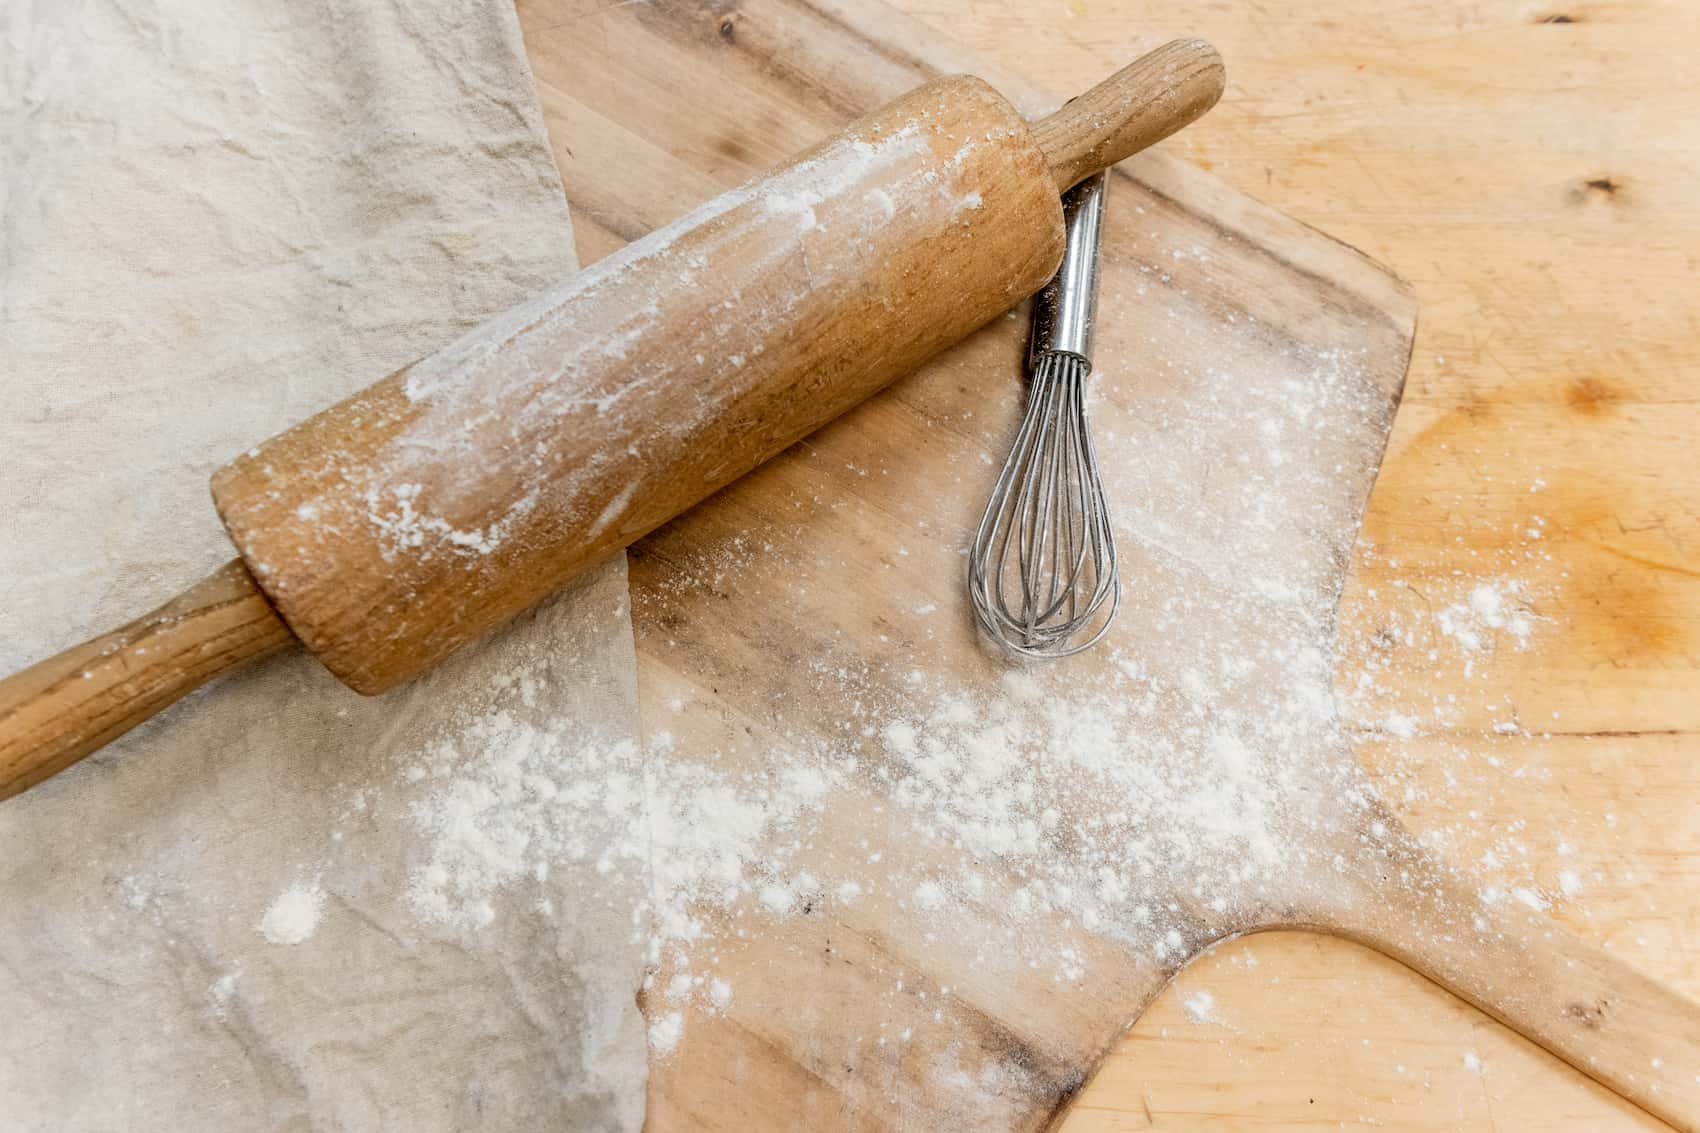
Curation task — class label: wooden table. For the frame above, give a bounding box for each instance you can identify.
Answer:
[873,1,1698,1128]
[523,2,1698,1127]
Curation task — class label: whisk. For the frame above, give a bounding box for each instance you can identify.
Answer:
[968,172,1119,657]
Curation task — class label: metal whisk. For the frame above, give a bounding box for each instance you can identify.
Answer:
[968,173,1119,658]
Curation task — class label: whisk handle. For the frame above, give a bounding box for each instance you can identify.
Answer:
[1029,39,1225,194]
[1031,173,1107,365]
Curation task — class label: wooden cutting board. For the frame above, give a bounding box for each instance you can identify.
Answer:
[514,1,1700,1129]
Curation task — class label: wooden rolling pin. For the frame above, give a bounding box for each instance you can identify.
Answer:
[0,40,1224,801]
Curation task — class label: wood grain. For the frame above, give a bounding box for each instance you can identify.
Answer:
[873,0,1700,1128]
[739,0,1700,1128]
[516,0,1700,1129]
[0,560,292,799]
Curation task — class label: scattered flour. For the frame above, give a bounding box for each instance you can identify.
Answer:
[648,1011,684,1055]
[404,711,647,933]
[596,342,1598,1067]
[1435,580,1536,653]
[1182,990,1217,1024]
[272,314,1598,1098]
[259,882,324,946]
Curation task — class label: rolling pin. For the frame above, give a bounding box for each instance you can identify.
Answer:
[0,40,1225,801]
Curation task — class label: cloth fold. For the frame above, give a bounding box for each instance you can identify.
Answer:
[0,2,648,1128]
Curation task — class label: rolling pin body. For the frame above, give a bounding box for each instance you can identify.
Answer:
[0,40,1226,796]
[213,75,1066,693]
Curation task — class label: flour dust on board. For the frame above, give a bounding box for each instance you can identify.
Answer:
[255,329,1610,1114]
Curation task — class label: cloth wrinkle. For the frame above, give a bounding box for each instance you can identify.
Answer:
[0,3,650,1130]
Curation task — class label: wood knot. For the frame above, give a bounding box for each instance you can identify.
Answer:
[717,12,739,41]
[1537,12,1581,22]
[1571,175,1625,206]
[1564,999,1608,1029]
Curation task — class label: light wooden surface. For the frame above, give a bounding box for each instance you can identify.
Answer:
[518,0,1698,1129]
[873,0,1700,1129]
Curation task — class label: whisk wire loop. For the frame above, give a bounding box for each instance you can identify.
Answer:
[969,350,1119,657]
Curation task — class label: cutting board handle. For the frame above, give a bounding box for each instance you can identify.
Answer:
[0,559,294,800]
[1320,836,1700,1131]
[1030,38,1226,192]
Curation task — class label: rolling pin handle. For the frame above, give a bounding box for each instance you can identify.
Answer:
[1030,38,1226,193]
[0,558,295,801]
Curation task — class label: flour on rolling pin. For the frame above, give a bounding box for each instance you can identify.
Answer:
[364,121,987,552]
[210,77,1064,695]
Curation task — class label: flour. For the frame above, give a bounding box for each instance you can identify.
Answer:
[335,118,958,584]
[259,882,324,946]
[648,1012,684,1055]
[388,652,848,981]
[1182,990,1217,1023]
[1435,580,1535,652]
[404,713,646,933]
[601,331,1603,1072]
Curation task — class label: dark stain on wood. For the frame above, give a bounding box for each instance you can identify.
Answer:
[1564,998,1608,1029]
[1590,540,1700,582]
[1550,726,1689,739]
[715,133,754,163]
[1537,12,1581,22]
[1567,517,1689,662]
[1564,376,1625,416]
[1572,176,1624,205]
[1049,1067,1090,1114]
[1356,376,1691,671]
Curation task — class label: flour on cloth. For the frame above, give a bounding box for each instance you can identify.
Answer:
[0,3,646,1129]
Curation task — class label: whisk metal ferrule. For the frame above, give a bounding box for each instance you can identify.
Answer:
[1030,172,1106,365]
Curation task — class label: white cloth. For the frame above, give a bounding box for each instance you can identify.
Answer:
[0,2,646,1128]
